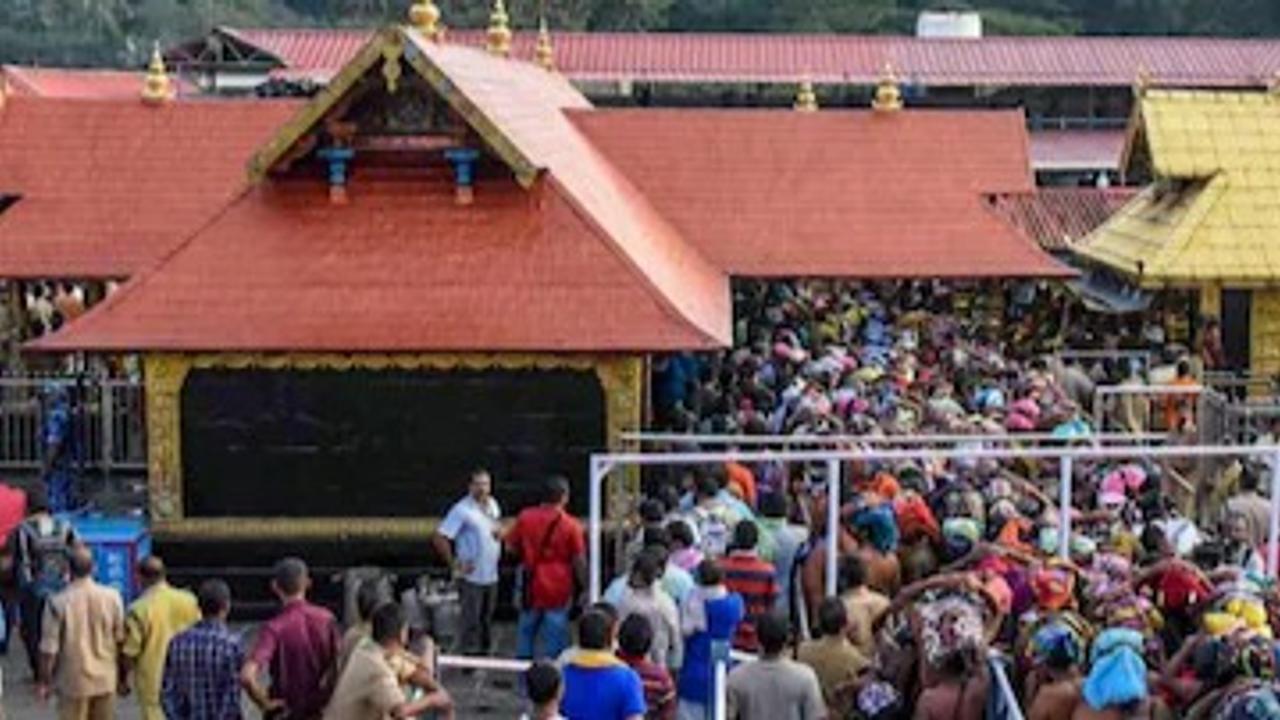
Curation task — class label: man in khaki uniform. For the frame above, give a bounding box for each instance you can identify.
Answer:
[323,602,453,720]
[37,547,124,720]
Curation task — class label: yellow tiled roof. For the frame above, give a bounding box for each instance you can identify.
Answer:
[1077,90,1280,286]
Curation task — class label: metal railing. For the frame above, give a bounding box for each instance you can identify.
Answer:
[1055,348,1152,370]
[1028,116,1129,131]
[1091,383,1202,434]
[0,376,146,476]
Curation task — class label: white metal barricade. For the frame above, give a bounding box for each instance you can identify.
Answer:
[589,443,1280,601]
[989,650,1026,720]
[623,430,1169,447]
[1056,349,1152,369]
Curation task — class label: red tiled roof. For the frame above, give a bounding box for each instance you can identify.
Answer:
[35,36,731,352]
[408,36,729,348]
[1029,130,1126,172]
[569,108,1072,278]
[989,187,1137,252]
[1,65,195,100]
[0,96,300,278]
[31,176,727,352]
[225,27,1280,87]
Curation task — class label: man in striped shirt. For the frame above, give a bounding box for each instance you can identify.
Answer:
[617,614,676,720]
[720,521,778,652]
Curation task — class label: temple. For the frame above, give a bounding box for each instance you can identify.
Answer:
[7,19,1068,540]
[1077,88,1280,375]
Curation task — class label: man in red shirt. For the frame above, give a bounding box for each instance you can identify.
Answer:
[507,476,586,660]
[239,558,341,720]
[720,521,778,652]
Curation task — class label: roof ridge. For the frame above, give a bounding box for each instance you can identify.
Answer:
[225,27,1280,44]
[405,32,728,344]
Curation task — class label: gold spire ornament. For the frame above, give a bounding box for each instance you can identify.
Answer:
[794,80,818,112]
[408,0,442,41]
[486,0,512,57]
[872,62,903,112]
[535,15,555,71]
[141,42,173,104]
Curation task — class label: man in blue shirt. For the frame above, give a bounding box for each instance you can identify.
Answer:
[162,579,244,720]
[560,609,646,720]
[433,468,502,656]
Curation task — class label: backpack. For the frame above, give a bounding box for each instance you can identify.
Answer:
[19,517,73,596]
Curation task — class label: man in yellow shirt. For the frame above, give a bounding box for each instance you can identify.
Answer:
[119,556,200,720]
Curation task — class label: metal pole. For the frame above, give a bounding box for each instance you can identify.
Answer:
[713,659,728,720]
[1269,450,1280,577]
[1058,456,1072,561]
[589,459,605,602]
[101,382,114,487]
[826,458,840,598]
[989,652,1027,720]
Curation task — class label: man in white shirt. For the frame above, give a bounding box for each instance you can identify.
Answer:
[432,468,502,656]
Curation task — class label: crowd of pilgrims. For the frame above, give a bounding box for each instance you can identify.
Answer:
[579,279,1280,720]
[13,278,1272,720]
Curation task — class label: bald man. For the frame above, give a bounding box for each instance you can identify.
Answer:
[38,547,124,720]
[120,556,199,720]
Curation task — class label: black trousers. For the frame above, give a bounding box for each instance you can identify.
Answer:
[455,579,498,655]
[19,588,46,677]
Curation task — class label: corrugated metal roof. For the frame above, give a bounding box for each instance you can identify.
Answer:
[2,65,196,100]
[989,187,1138,251]
[225,27,1280,87]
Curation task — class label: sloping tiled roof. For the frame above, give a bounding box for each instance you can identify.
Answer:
[569,108,1072,278]
[31,176,727,352]
[988,187,1137,251]
[35,31,731,352]
[1029,130,1126,172]
[224,27,1280,87]
[1077,90,1280,285]
[0,96,300,278]
[1,65,195,100]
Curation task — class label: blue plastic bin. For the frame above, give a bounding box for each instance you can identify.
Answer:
[67,516,151,603]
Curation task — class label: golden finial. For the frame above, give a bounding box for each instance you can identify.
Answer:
[535,15,555,71]
[872,62,902,112]
[486,0,512,57]
[408,0,442,41]
[1134,64,1152,98]
[141,42,173,105]
[794,80,818,112]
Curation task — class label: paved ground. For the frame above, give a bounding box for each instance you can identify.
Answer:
[0,624,527,718]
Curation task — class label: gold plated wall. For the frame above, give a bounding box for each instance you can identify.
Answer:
[1251,290,1280,381]
[144,352,642,539]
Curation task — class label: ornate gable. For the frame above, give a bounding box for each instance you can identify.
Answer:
[247,26,538,201]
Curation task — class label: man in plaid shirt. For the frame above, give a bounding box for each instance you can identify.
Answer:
[162,579,245,720]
